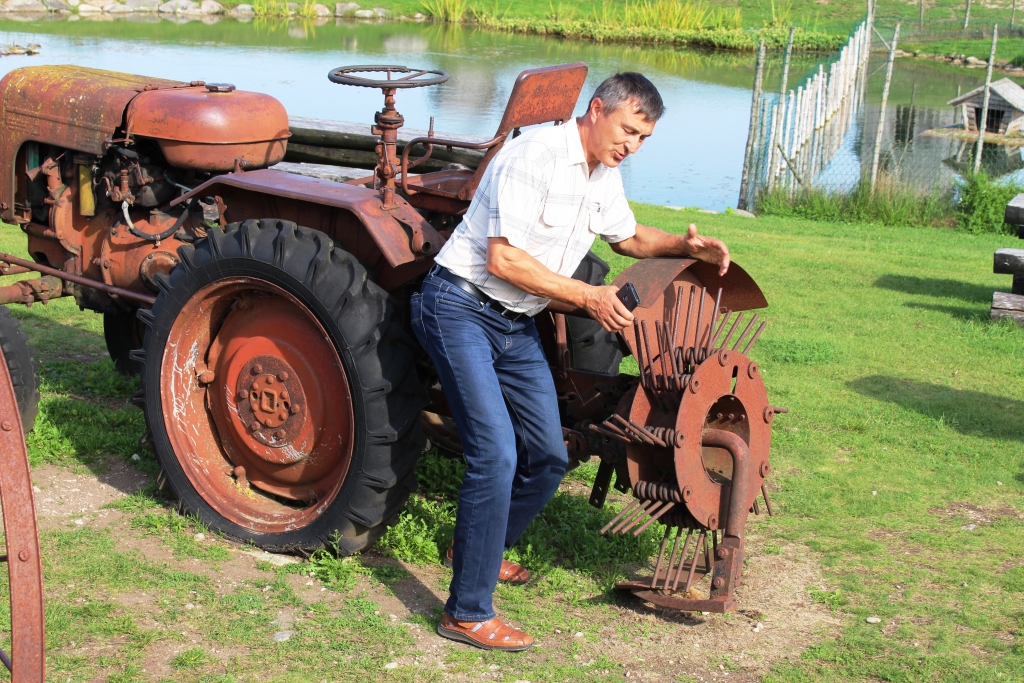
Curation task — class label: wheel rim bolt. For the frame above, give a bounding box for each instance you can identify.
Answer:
[290,404,301,414]
[252,364,263,375]
[278,372,289,381]
[250,422,260,432]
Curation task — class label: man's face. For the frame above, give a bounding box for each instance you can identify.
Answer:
[586,97,656,168]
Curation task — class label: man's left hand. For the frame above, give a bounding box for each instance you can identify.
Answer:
[679,223,730,276]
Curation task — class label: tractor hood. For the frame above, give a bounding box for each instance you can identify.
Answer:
[126,84,290,172]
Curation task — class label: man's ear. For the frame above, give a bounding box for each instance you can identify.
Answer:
[588,97,604,123]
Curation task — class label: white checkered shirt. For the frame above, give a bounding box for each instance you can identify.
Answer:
[433,117,637,316]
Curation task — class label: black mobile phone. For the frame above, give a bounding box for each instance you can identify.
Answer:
[616,282,641,311]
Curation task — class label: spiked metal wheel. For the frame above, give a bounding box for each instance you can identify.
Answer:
[0,346,45,681]
[591,258,783,613]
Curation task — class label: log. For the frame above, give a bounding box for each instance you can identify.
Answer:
[994,248,1024,274]
[288,116,487,168]
[1003,192,1024,225]
[991,291,1024,325]
[271,162,371,183]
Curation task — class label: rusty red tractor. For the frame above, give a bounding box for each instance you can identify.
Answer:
[0,63,782,658]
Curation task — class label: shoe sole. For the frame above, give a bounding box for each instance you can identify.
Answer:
[436,623,534,652]
[443,555,531,585]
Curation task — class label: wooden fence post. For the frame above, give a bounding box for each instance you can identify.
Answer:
[738,39,766,210]
[870,22,900,193]
[767,27,796,191]
[965,0,971,29]
[973,24,999,174]
[920,0,924,28]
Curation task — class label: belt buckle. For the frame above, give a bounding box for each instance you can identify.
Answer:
[500,307,523,322]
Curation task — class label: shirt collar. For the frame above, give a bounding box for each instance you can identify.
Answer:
[564,118,587,168]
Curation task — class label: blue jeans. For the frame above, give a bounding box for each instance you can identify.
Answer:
[411,272,568,621]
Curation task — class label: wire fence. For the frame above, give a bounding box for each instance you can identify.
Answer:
[739,11,1024,210]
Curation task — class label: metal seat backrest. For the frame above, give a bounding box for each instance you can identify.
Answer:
[456,62,589,201]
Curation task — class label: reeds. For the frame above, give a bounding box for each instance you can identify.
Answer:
[420,0,470,23]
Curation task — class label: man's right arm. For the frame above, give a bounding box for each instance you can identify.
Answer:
[486,238,634,332]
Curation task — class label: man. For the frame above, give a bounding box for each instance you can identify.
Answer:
[410,72,730,651]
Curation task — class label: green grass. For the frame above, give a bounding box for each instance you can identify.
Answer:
[0,206,1022,681]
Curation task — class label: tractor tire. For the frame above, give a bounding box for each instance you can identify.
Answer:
[0,306,39,433]
[567,252,623,375]
[103,308,144,376]
[137,218,425,553]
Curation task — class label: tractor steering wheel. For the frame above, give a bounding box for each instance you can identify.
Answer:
[328,65,449,89]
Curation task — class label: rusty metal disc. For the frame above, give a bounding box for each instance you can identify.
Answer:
[159,277,355,533]
[0,347,45,682]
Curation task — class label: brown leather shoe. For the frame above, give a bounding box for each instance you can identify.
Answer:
[437,613,534,651]
[444,542,531,585]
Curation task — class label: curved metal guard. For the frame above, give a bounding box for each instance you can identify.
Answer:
[0,347,45,681]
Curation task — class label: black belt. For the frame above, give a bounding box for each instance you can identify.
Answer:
[432,266,532,321]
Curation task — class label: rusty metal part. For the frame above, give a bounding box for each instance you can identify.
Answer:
[160,277,354,529]
[0,346,45,681]
[0,275,63,306]
[0,252,155,305]
[401,63,588,211]
[171,169,443,267]
[127,84,291,172]
[139,251,180,291]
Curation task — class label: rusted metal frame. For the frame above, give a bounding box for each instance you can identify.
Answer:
[0,347,45,682]
[0,251,155,305]
[701,428,755,539]
[399,134,506,197]
[0,275,64,307]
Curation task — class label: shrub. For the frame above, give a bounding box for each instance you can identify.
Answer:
[955,171,1023,235]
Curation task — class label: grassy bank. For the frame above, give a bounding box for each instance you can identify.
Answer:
[0,205,1021,681]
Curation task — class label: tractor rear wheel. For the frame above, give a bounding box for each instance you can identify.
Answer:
[138,218,424,553]
[567,252,623,375]
[0,306,39,432]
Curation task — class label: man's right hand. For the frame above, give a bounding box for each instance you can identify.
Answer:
[582,285,635,333]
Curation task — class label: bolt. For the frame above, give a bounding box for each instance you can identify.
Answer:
[1,421,11,431]
[682,485,692,501]
[689,379,700,394]
[275,429,286,439]
[18,550,29,562]
[747,362,758,378]
[674,432,685,448]
[250,422,260,432]
[252,364,263,375]
[278,371,289,381]
[266,376,275,385]
[763,407,775,424]
[712,577,725,588]
[290,404,301,415]
[716,547,729,559]
[760,461,771,477]
[237,390,247,400]
[707,514,718,529]
[197,370,215,384]
[718,349,730,366]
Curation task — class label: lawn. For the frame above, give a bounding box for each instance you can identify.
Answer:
[0,205,1022,682]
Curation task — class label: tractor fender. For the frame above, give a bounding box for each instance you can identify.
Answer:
[172,169,442,278]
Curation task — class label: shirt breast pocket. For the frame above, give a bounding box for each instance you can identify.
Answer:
[587,203,604,236]
[535,203,576,241]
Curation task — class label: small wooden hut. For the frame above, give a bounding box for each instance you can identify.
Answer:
[948,78,1024,134]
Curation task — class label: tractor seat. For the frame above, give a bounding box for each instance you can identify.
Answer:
[401,62,589,211]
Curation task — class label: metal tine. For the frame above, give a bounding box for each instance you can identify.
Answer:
[659,527,683,590]
[600,498,643,535]
[628,419,668,448]
[693,287,707,360]
[717,311,744,351]
[742,320,768,355]
[680,285,696,367]
[612,415,656,445]
[761,483,774,516]
[601,419,636,443]
[612,499,655,535]
[640,321,660,392]
[752,497,761,515]
[671,283,685,345]
[709,308,732,350]
[649,526,672,589]
[621,500,667,535]
[633,501,676,536]
[704,531,713,574]
[683,530,707,594]
[670,527,695,591]
[659,320,682,389]
[633,321,648,390]
[654,321,672,391]
[731,313,759,352]
[588,423,632,445]
[705,288,723,356]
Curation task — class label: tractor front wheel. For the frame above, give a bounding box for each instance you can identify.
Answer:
[138,219,424,553]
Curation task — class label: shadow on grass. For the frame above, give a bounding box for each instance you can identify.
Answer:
[847,375,1024,441]
[903,302,989,322]
[874,274,993,303]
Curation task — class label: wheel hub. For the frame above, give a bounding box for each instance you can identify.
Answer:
[234,355,307,450]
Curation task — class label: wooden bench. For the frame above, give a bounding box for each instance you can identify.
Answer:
[994,193,1024,324]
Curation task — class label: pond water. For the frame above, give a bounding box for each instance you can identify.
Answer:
[0,15,1010,210]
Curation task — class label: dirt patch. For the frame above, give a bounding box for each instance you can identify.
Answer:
[930,501,1024,526]
[31,461,151,530]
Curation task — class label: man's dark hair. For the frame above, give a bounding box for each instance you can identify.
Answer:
[587,72,665,121]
